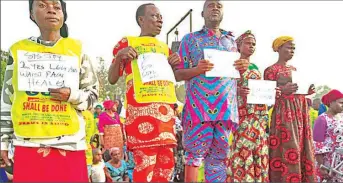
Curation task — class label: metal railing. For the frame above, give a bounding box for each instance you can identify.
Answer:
[166,9,193,45]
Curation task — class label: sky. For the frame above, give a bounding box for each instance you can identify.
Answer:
[1,1,343,91]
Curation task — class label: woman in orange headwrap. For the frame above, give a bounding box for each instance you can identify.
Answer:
[264,36,317,182]
[313,90,343,182]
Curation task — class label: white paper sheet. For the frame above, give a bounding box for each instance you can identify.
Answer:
[292,70,311,94]
[204,49,240,78]
[17,50,80,92]
[137,53,176,84]
[247,79,277,105]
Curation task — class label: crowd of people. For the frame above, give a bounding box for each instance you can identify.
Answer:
[1,0,343,182]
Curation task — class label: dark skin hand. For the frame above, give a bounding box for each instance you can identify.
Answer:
[197,59,214,74]
[117,46,138,60]
[168,53,181,68]
[0,151,11,167]
[308,84,316,95]
[234,59,249,71]
[49,87,71,101]
[282,82,298,95]
[237,86,250,97]
[108,46,138,85]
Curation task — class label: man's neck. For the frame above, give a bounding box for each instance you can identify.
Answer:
[39,29,61,42]
[140,31,156,37]
[205,22,221,36]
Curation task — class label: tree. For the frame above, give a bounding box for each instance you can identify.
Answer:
[175,83,185,103]
[96,57,125,102]
[0,50,9,95]
[313,85,331,100]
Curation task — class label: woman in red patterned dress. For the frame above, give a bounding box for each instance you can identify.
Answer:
[264,36,317,182]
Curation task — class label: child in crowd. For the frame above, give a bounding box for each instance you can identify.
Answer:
[90,148,107,182]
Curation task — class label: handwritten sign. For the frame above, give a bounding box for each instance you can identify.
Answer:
[137,53,176,84]
[247,79,277,105]
[204,49,240,78]
[292,70,311,94]
[17,50,80,92]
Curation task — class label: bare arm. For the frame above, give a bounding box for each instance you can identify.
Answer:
[99,134,104,148]
[104,167,112,182]
[123,175,130,182]
[316,154,324,166]
[108,60,122,85]
[175,67,202,82]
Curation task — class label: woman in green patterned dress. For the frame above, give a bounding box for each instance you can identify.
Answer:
[227,31,279,182]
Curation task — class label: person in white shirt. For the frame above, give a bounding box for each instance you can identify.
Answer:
[91,148,107,182]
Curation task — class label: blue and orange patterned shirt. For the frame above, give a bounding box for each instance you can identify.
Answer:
[177,27,239,124]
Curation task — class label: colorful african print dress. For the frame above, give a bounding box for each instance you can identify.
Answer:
[264,64,316,182]
[178,27,239,182]
[313,113,343,182]
[227,63,269,182]
[112,37,176,182]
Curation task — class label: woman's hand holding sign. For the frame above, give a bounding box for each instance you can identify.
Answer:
[49,88,71,102]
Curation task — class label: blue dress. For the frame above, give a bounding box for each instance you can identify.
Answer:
[105,160,128,182]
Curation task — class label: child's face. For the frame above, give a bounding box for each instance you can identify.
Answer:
[93,150,102,163]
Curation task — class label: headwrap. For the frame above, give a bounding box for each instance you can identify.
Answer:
[109,147,120,155]
[321,89,343,107]
[272,36,294,52]
[29,0,69,38]
[235,30,255,52]
[103,100,115,110]
[95,104,103,110]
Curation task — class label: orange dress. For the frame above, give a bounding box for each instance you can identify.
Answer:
[112,37,176,182]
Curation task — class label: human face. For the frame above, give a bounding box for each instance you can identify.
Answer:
[313,99,321,110]
[31,0,64,32]
[139,5,163,37]
[111,150,120,162]
[279,41,295,61]
[111,103,118,112]
[203,0,223,24]
[95,108,102,114]
[93,150,102,163]
[330,98,343,114]
[240,37,256,57]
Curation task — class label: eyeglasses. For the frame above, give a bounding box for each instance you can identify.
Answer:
[151,14,163,20]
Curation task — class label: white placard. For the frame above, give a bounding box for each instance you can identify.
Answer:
[17,50,80,92]
[247,79,277,105]
[137,53,176,83]
[292,71,311,94]
[204,49,240,78]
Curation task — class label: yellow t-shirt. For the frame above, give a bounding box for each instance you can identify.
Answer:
[268,107,273,128]
[83,110,96,165]
[198,162,205,182]
[309,107,318,129]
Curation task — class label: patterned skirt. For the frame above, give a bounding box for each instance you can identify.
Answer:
[103,124,124,159]
[269,96,317,182]
[227,114,269,182]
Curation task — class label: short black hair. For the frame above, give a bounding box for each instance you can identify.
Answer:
[136,3,155,27]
